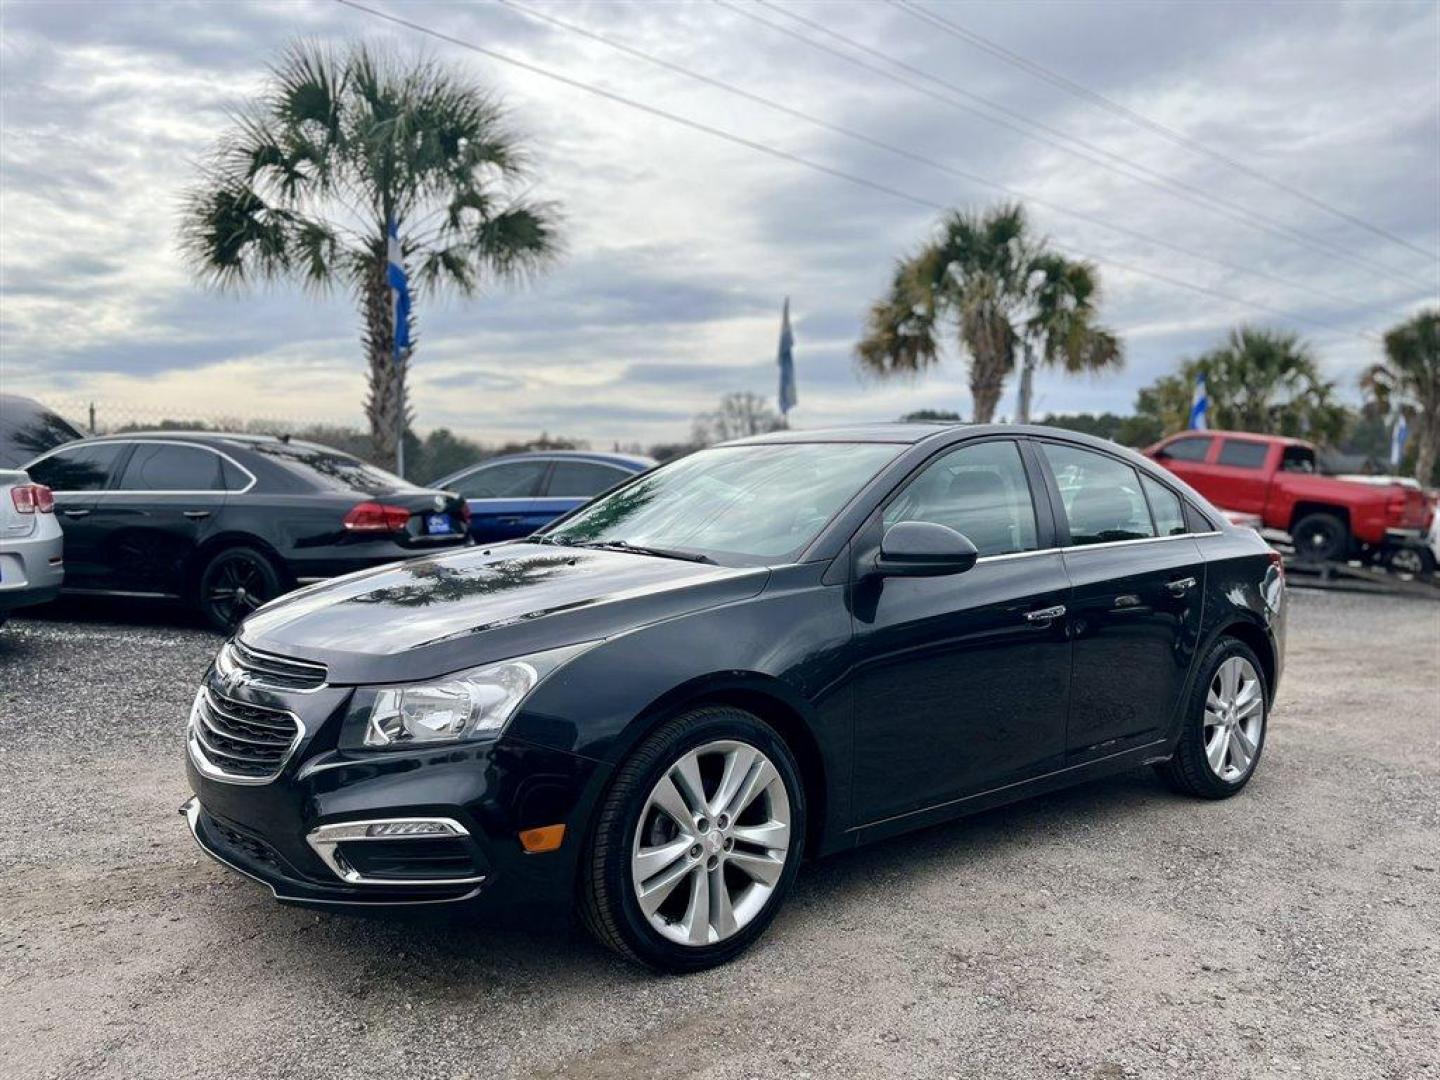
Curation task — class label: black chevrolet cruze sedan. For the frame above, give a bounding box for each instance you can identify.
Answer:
[23,432,470,629]
[182,424,1286,971]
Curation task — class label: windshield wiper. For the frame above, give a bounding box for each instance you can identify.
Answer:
[571,539,716,564]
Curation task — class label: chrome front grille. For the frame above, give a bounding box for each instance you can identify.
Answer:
[223,639,327,692]
[188,689,303,784]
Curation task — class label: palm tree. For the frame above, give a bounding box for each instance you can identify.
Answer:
[856,203,1121,423]
[1194,327,1345,443]
[180,43,561,468]
[1362,308,1440,483]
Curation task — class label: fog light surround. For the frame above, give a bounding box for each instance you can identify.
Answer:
[305,817,484,886]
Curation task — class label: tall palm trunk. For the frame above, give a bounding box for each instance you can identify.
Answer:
[1016,342,1036,423]
[1416,420,1437,487]
[966,312,1011,423]
[361,260,407,471]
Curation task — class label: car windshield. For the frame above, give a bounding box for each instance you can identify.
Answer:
[246,441,418,494]
[0,395,82,468]
[541,442,901,564]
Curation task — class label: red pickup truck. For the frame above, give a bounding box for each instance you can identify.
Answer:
[1146,430,1435,570]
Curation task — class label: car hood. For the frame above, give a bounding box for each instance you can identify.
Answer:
[239,542,769,684]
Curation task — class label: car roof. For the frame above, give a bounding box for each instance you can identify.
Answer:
[73,431,337,452]
[723,422,1147,447]
[1160,429,1312,448]
[448,449,655,472]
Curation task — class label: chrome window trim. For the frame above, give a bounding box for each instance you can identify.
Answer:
[974,530,1221,564]
[186,687,306,786]
[305,817,485,887]
[25,438,258,495]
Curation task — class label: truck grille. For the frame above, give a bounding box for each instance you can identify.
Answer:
[189,689,303,783]
[224,639,327,692]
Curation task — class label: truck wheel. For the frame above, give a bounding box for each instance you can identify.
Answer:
[1386,545,1436,576]
[1291,513,1349,563]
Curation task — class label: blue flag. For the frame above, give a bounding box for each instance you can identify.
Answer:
[1188,372,1208,430]
[387,217,412,363]
[1391,411,1409,468]
[777,297,797,416]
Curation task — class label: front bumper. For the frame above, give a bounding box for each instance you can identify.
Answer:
[183,697,610,911]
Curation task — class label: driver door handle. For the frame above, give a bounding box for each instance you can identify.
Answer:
[61,508,91,519]
[183,510,212,520]
[1166,576,1197,596]
[1024,604,1066,624]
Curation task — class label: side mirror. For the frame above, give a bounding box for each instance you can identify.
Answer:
[874,521,979,577]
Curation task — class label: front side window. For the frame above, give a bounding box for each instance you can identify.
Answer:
[1043,443,1155,545]
[1140,475,1187,537]
[546,461,630,498]
[1217,440,1269,469]
[545,442,901,564]
[453,459,548,499]
[883,440,1038,556]
[25,443,127,492]
[1159,436,1211,463]
[118,444,224,491]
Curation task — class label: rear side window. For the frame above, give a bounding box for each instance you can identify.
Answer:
[546,461,630,498]
[119,444,223,491]
[247,442,411,494]
[25,443,127,492]
[1158,436,1211,463]
[1217,440,1269,469]
[883,439,1038,556]
[452,459,547,499]
[1042,443,1155,545]
[1140,475,1187,537]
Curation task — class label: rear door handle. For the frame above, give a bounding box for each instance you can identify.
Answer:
[1166,576,1197,596]
[61,508,91,519]
[496,516,523,525]
[183,510,211,520]
[1024,604,1066,624]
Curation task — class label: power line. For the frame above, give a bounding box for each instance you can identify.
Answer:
[726,0,1429,291]
[332,0,1383,345]
[496,0,1407,323]
[891,0,1440,267]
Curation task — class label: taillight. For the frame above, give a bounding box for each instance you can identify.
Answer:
[343,501,412,532]
[1267,548,1286,581]
[10,483,54,514]
[457,501,471,525]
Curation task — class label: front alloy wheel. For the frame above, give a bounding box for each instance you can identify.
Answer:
[631,740,791,947]
[581,706,805,972]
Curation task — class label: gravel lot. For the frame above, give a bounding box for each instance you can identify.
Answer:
[1,589,1436,1080]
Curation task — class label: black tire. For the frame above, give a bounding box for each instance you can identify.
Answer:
[196,546,283,632]
[580,705,806,973]
[1155,637,1269,799]
[1291,512,1349,563]
[1385,545,1437,577]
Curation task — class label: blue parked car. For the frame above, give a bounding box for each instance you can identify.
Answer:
[430,450,654,543]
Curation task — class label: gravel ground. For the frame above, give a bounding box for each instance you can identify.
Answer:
[1,590,1436,1080]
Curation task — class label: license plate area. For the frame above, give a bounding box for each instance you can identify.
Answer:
[425,513,453,535]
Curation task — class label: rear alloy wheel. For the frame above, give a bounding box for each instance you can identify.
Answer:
[198,546,282,632]
[1291,512,1349,563]
[581,707,805,972]
[1156,639,1268,799]
[1386,545,1436,577]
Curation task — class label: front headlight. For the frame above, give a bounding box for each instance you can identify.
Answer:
[362,642,593,748]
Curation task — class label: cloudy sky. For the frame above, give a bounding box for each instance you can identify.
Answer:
[1,0,1436,449]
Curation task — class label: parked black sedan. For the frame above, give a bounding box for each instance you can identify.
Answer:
[24,432,469,629]
[181,424,1285,971]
